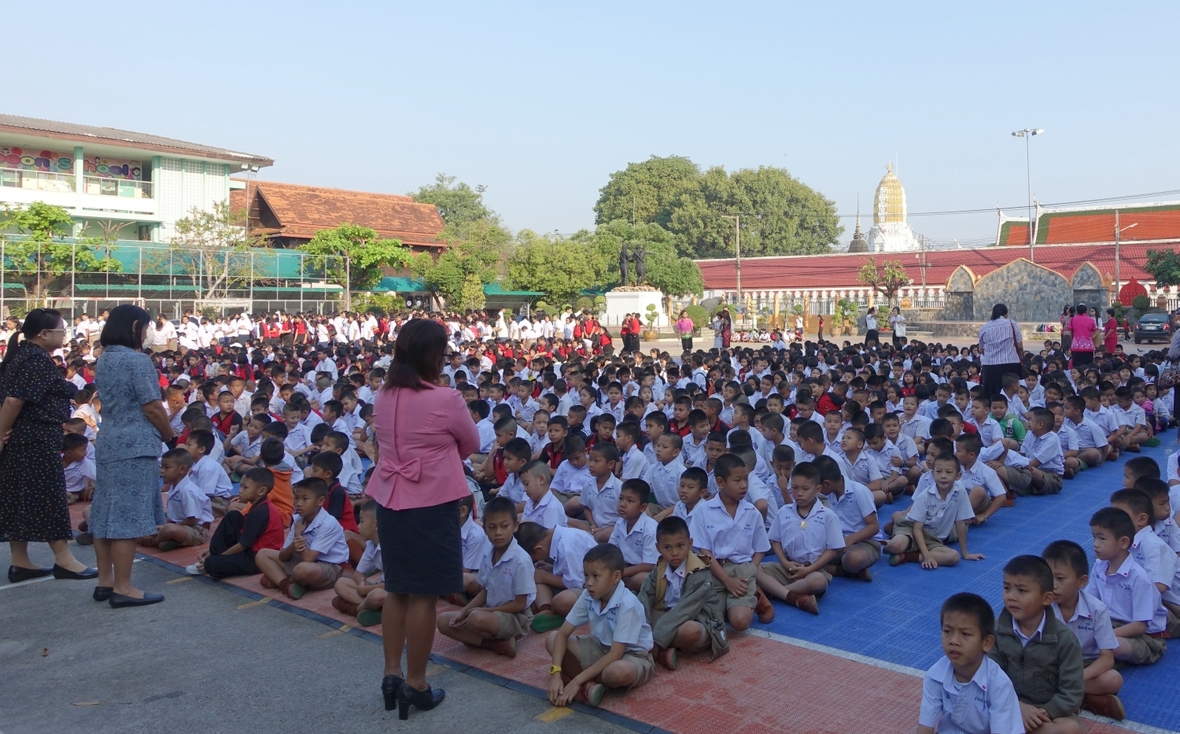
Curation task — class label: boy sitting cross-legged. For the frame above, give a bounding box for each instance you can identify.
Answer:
[987,555,1084,734]
[756,461,845,615]
[544,543,656,708]
[138,448,212,552]
[689,453,776,629]
[882,454,984,569]
[637,515,729,670]
[813,455,880,581]
[332,500,386,628]
[608,479,659,591]
[917,592,1023,734]
[255,477,349,599]
[518,520,599,632]
[188,467,284,578]
[437,497,536,658]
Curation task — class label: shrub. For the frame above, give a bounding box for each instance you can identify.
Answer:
[685,304,709,331]
[534,300,552,314]
[574,296,594,312]
[1132,294,1151,311]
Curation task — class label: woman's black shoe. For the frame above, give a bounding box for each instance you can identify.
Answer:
[397,683,444,720]
[108,592,165,608]
[7,565,53,583]
[93,586,113,602]
[381,675,404,711]
[52,564,98,581]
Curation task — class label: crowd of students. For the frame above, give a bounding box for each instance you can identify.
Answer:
[47,307,1180,730]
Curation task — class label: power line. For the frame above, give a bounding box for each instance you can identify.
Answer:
[837,188,1180,219]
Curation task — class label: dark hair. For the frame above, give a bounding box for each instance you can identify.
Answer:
[62,432,90,453]
[589,442,619,463]
[620,478,651,504]
[941,592,995,639]
[311,450,343,478]
[1124,456,1160,482]
[242,466,275,490]
[791,461,822,485]
[1042,539,1089,578]
[161,446,194,468]
[714,453,746,480]
[990,303,1009,321]
[259,437,286,465]
[1133,476,1171,501]
[1110,488,1153,524]
[680,466,707,490]
[1090,506,1135,542]
[186,429,215,456]
[483,496,518,523]
[503,437,532,461]
[99,304,152,350]
[656,515,690,540]
[584,542,625,574]
[385,318,445,390]
[293,476,329,499]
[1002,555,1054,596]
[0,308,63,376]
[514,520,549,554]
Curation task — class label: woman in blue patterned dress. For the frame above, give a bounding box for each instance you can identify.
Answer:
[90,305,176,608]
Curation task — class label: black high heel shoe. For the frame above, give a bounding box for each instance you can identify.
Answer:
[397,682,444,721]
[381,675,403,711]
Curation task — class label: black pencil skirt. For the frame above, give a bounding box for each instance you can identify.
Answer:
[377,500,463,596]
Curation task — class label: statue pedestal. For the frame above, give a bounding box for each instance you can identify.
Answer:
[603,289,667,329]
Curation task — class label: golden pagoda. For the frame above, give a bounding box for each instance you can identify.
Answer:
[867,162,919,252]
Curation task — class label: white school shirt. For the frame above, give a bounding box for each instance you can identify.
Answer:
[281,454,305,484]
[900,414,932,441]
[892,433,919,463]
[672,500,700,521]
[1130,526,1179,604]
[824,480,877,536]
[644,457,686,508]
[550,461,590,496]
[959,459,1006,500]
[688,494,771,564]
[477,538,536,609]
[918,655,1023,734]
[619,444,649,481]
[498,473,525,504]
[662,561,688,609]
[1067,416,1108,450]
[331,417,356,449]
[338,447,365,495]
[356,540,384,582]
[283,423,311,454]
[609,513,659,566]
[1168,451,1180,485]
[1085,555,1167,634]
[1056,422,1079,453]
[1052,590,1119,661]
[550,526,599,590]
[565,581,654,653]
[286,510,348,565]
[63,457,96,495]
[1084,407,1118,437]
[743,473,779,523]
[190,453,234,498]
[475,418,497,454]
[230,431,262,460]
[768,501,845,566]
[841,449,883,486]
[680,434,707,469]
[166,475,213,525]
[905,482,975,541]
[461,515,492,570]
[581,474,623,528]
[1019,430,1064,476]
[1156,517,1180,554]
[522,490,568,530]
[866,441,902,477]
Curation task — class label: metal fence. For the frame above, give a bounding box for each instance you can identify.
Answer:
[0,238,346,319]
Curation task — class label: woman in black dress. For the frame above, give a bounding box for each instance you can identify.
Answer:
[0,309,96,583]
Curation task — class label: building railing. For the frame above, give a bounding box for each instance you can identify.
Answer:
[0,166,76,193]
[82,175,152,198]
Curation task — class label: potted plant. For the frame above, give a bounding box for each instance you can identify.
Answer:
[685,304,708,336]
[642,303,661,340]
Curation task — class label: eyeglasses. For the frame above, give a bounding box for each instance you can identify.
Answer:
[44,329,66,334]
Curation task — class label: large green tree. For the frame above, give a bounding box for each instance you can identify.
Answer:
[411,173,497,227]
[594,155,701,227]
[506,230,604,304]
[299,223,411,293]
[0,201,121,302]
[411,239,502,309]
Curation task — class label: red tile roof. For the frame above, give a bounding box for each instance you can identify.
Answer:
[232,181,445,249]
[696,241,1180,291]
[998,203,1180,247]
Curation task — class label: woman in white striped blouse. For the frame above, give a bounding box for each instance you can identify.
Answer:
[977,304,1023,401]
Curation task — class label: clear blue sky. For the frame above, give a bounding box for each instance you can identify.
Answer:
[12,1,1180,247]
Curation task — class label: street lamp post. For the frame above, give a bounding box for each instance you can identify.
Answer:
[720,214,742,308]
[1011,128,1043,262]
[1113,210,1138,299]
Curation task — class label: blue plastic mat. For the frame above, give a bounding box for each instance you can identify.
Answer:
[752,435,1180,732]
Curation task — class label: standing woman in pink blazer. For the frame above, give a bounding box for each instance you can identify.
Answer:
[367,318,480,720]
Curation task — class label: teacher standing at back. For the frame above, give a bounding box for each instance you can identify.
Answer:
[977,304,1023,401]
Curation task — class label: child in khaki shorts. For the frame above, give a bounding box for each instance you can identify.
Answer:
[255,478,349,599]
[545,544,655,708]
[437,497,536,658]
[138,448,213,552]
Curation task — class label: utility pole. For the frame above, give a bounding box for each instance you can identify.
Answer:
[721,215,741,308]
[1114,210,1139,301]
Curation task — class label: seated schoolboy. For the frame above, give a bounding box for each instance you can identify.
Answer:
[438,497,536,658]
[323,431,365,497]
[551,435,590,506]
[188,467,284,579]
[615,422,649,481]
[1122,455,1159,491]
[813,455,879,581]
[304,451,363,565]
[1085,507,1169,665]
[689,453,775,630]
[1042,540,1126,721]
[1062,395,1108,469]
[756,462,844,615]
[1002,408,1065,497]
[1112,386,1151,453]
[544,543,655,708]
[863,423,908,504]
[333,501,386,627]
[62,432,96,504]
[954,433,1007,522]
[517,520,599,632]
[654,466,708,522]
[918,592,1023,734]
[987,555,1084,734]
[138,448,213,551]
[609,479,658,591]
[255,437,295,527]
[1133,477,1180,631]
[637,516,728,670]
[459,492,492,598]
[224,413,267,475]
[643,433,687,516]
[567,443,622,540]
[520,460,569,530]
[186,428,234,517]
[882,454,983,569]
[1109,488,1179,635]
[492,438,531,508]
[475,417,519,489]
[255,478,349,599]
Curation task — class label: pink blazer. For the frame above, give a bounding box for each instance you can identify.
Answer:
[367,382,480,511]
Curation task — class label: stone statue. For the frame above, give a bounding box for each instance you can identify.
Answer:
[618,242,630,286]
[633,246,646,284]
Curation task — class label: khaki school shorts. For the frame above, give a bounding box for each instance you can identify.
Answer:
[1003,465,1032,494]
[552,490,578,505]
[891,519,947,554]
[1111,620,1167,665]
[1033,470,1064,496]
[281,557,343,590]
[494,610,533,640]
[717,560,758,610]
[841,539,882,566]
[567,635,655,691]
[758,561,831,595]
[179,524,210,546]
